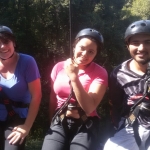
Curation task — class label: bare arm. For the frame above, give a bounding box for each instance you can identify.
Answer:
[65,58,107,114]
[7,78,42,144]
[71,78,107,114]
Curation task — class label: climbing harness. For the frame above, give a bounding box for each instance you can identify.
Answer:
[51,84,93,129]
[123,63,150,146]
[0,87,29,120]
[126,64,150,127]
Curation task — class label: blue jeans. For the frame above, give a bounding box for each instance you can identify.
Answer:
[42,117,101,150]
[104,124,150,150]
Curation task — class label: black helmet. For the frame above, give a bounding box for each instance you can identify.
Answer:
[0,25,13,34]
[0,25,15,43]
[75,28,104,48]
[124,20,150,42]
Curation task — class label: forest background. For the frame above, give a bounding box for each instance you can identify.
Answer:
[0,0,150,149]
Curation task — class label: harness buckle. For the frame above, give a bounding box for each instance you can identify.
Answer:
[125,105,141,127]
[139,102,150,116]
[67,103,78,110]
[85,119,93,129]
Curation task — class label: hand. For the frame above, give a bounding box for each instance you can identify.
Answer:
[7,124,30,145]
[64,58,79,81]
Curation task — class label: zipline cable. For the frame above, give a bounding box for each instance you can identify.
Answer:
[69,0,73,57]
[52,0,73,122]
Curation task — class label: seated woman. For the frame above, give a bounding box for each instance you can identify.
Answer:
[42,28,108,150]
[0,25,41,150]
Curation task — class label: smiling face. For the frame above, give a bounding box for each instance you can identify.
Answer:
[0,37,15,60]
[73,37,97,69]
[128,34,150,65]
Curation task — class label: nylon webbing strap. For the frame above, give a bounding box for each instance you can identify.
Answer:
[126,64,150,127]
[3,99,16,117]
[125,105,141,127]
[52,86,73,122]
[0,87,16,117]
[0,87,29,118]
[71,88,93,129]
[77,107,93,129]
[0,99,29,108]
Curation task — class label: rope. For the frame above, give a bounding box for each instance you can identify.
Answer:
[69,0,73,57]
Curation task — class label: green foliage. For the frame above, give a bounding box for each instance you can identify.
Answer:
[25,138,42,150]
[124,0,150,20]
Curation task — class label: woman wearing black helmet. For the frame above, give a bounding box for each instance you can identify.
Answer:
[42,28,108,150]
[0,26,41,150]
[104,20,150,150]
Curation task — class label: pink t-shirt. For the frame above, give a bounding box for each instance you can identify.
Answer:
[51,61,108,116]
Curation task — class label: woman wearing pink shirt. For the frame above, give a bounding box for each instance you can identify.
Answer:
[42,28,108,150]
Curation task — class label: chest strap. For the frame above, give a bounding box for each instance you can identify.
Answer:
[0,98,29,108]
[0,87,29,119]
[2,98,16,117]
[125,104,141,127]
